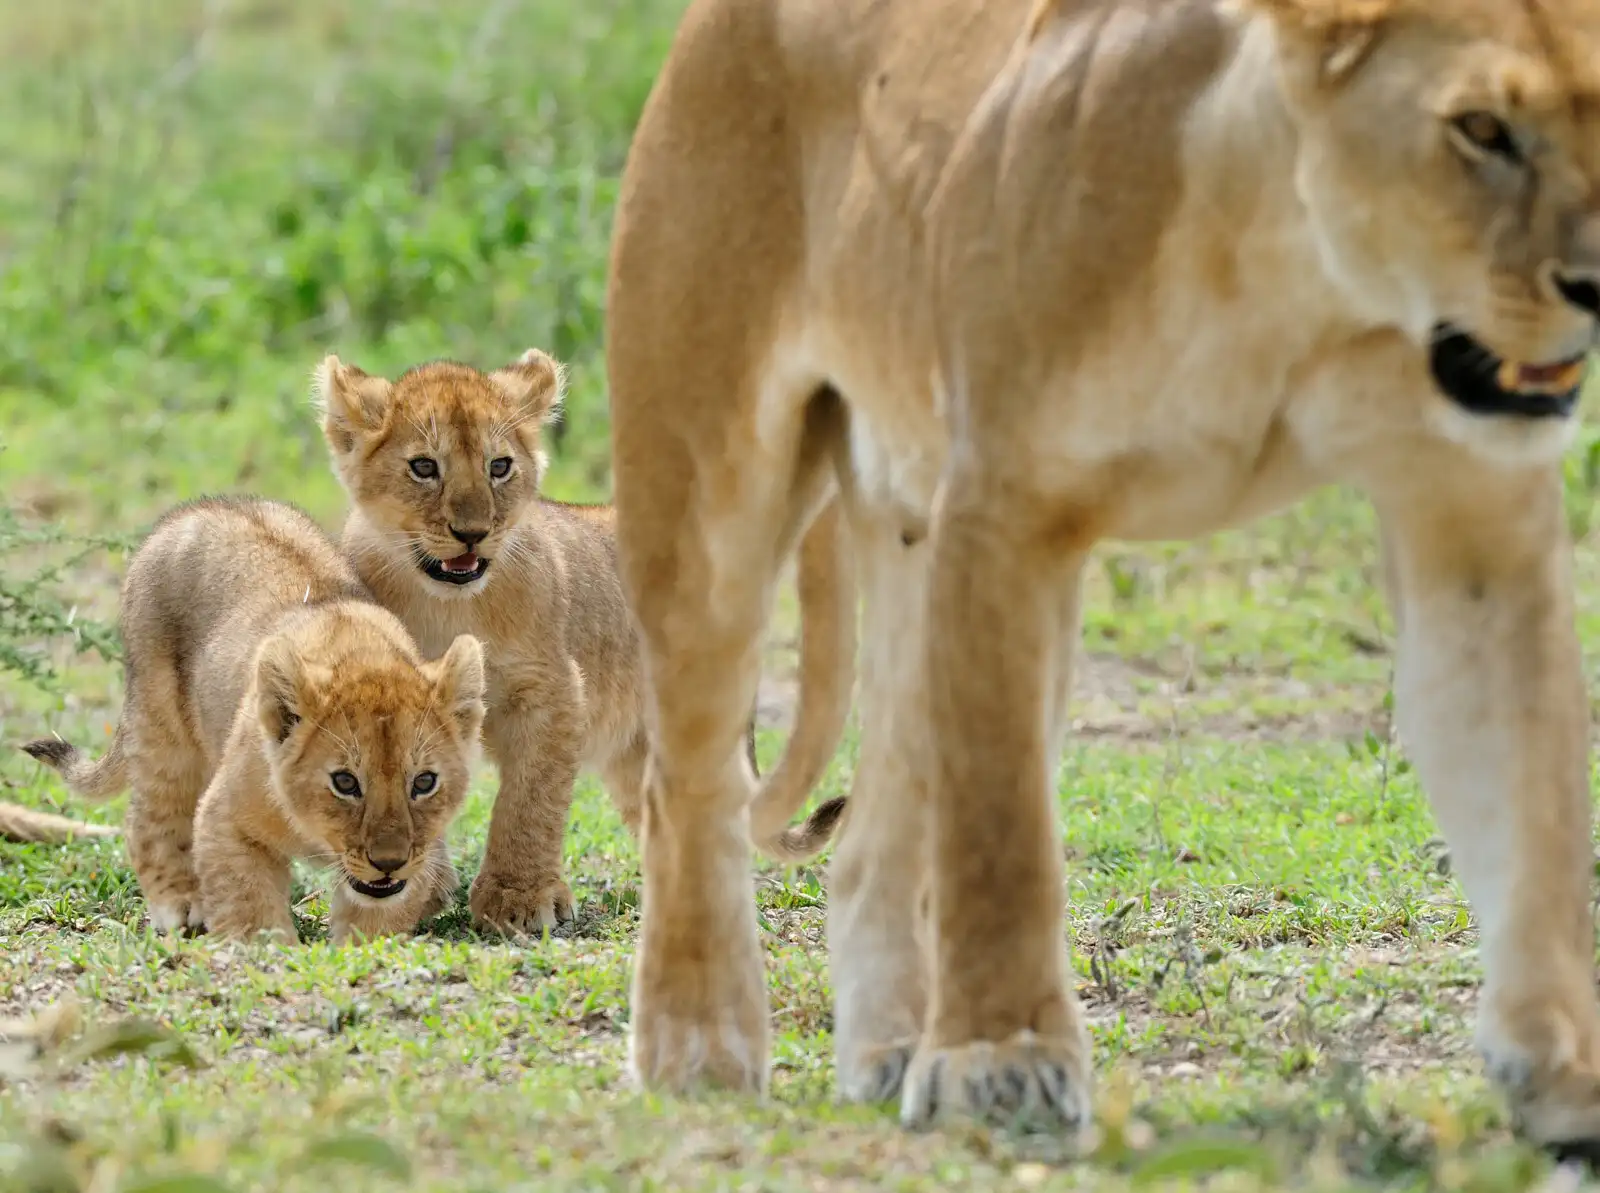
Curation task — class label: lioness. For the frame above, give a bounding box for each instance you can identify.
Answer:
[20,496,486,944]
[604,0,1600,1154]
[318,349,853,935]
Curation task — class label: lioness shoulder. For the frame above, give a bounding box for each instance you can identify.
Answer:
[20,495,486,944]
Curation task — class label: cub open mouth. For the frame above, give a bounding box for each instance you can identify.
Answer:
[348,876,407,900]
[1429,325,1588,420]
[420,551,490,586]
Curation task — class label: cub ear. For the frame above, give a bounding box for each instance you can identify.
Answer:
[430,634,487,740]
[489,348,566,426]
[255,635,305,748]
[1232,0,1389,85]
[312,354,395,455]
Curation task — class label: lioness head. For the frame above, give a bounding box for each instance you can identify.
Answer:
[315,350,565,597]
[254,613,487,904]
[1247,0,1600,448]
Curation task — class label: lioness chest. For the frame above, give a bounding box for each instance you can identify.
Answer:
[776,0,1411,543]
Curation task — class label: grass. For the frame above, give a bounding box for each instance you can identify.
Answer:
[6,0,1600,1190]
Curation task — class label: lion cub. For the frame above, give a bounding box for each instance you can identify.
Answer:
[317,350,843,935]
[20,496,487,944]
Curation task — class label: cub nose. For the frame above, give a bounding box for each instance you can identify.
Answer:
[1554,271,1600,319]
[367,852,407,875]
[448,525,488,549]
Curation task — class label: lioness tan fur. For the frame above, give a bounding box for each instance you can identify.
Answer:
[605,0,1600,1153]
[319,350,852,935]
[20,496,487,944]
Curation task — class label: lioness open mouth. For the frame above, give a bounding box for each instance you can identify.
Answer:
[420,551,490,586]
[1429,324,1588,420]
[348,876,407,900]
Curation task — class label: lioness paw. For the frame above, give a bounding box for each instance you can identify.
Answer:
[627,1010,768,1095]
[900,1030,1092,1134]
[468,873,575,936]
[840,1042,915,1105]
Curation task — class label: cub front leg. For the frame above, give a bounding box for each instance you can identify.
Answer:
[1372,456,1600,1155]
[470,679,584,936]
[192,785,296,943]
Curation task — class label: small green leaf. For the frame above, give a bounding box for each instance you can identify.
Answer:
[54,1018,202,1071]
[294,1132,412,1179]
[1130,1135,1276,1185]
[120,1176,236,1193]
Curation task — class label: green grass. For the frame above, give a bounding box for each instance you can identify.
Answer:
[8,0,1600,1189]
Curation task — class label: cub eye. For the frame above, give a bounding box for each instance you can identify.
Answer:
[410,771,438,799]
[488,457,513,480]
[330,770,362,798]
[409,457,439,480]
[1450,111,1522,164]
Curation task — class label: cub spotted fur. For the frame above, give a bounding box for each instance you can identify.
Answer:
[20,496,486,943]
[318,350,852,935]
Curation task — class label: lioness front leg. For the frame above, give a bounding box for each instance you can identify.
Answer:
[899,474,1093,1132]
[470,691,583,935]
[1373,456,1600,1154]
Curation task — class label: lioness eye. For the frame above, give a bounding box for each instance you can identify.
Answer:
[330,770,362,798]
[409,457,439,480]
[1451,111,1521,164]
[488,457,513,480]
[411,771,438,798]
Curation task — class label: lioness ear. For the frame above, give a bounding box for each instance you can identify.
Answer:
[255,636,305,748]
[430,634,487,740]
[489,348,565,425]
[1235,0,1389,86]
[312,354,395,455]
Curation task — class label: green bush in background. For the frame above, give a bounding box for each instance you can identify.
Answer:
[0,0,684,687]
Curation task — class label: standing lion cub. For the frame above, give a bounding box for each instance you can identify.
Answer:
[317,350,849,935]
[20,496,487,944]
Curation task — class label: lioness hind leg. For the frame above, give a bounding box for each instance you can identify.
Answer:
[898,474,1093,1133]
[1369,451,1600,1154]
[829,498,933,1103]
[120,669,209,934]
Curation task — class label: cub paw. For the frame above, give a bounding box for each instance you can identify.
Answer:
[900,1029,1093,1133]
[147,897,206,936]
[468,872,575,936]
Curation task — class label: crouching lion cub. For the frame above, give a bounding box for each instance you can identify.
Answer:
[20,496,486,944]
[317,349,854,935]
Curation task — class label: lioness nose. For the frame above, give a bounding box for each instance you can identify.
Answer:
[449,525,488,549]
[367,851,407,875]
[1554,271,1600,319]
